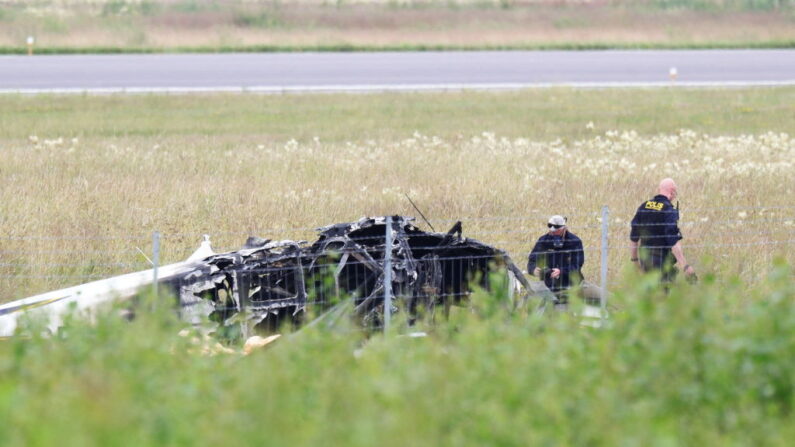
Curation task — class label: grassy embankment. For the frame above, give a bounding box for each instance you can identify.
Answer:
[1,87,793,303]
[0,0,794,53]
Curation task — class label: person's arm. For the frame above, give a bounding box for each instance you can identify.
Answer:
[665,208,693,275]
[630,210,641,267]
[550,237,583,279]
[670,241,695,276]
[562,238,585,273]
[527,240,544,277]
[630,240,640,265]
[556,238,585,281]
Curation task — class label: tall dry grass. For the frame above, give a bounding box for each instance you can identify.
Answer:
[0,89,793,303]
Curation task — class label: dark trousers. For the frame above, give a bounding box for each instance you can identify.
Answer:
[640,248,677,283]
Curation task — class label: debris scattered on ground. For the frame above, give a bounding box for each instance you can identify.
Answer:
[243,334,282,355]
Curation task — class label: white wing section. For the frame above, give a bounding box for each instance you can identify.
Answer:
[186,234,215,262]
[0,238,214,337]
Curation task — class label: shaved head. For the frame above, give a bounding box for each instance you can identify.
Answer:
[658,178,678,200]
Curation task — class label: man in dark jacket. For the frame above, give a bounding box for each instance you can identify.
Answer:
[527,215,585,301]
[630,178,696,283]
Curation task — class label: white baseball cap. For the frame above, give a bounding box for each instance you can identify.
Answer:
[547,215,567,227]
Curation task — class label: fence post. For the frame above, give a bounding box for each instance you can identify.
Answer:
[600,206,609,320]
[152,231,160,298]
[383,216,393,333]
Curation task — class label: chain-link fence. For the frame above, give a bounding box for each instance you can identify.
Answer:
[2,207,794,336]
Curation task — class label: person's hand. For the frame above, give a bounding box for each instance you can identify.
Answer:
[550,268,561,279]
[684,264,698,284]
[533,267,542,277]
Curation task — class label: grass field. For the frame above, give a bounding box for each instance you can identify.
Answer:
[1,1,794,53]
[1,265,794,445]
[1,86,795,445]
[1,87,793,303]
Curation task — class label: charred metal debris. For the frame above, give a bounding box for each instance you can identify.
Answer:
[167,216,530,333]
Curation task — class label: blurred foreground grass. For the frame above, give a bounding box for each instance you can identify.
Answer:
[1,262,794,446]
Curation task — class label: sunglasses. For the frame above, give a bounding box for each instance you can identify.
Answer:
[547,224,564,229]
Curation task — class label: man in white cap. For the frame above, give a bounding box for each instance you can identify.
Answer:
[527,215,586,306]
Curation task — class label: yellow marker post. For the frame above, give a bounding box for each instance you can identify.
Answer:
[26,36,35,56]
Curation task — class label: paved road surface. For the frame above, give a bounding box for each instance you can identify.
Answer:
[1,50,793,93]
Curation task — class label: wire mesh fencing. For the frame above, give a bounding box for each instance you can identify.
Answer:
[158,217,521,335]
[167,252,517,337]
[2,206,794,334]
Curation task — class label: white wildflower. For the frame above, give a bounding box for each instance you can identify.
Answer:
[44,137,63,147]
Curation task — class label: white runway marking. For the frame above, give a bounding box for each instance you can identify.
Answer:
[2,80,794,95]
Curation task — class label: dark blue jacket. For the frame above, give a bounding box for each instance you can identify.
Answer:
[630,194,682,260]
[527,231,584,292]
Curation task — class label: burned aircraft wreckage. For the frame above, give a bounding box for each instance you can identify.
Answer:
[167,216,530,332]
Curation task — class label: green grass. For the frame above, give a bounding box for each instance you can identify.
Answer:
[2,40,795,55]
[1,263,794,446]
[2,88,793,143]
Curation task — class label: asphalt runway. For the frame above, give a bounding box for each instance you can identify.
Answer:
[1,50,794,93]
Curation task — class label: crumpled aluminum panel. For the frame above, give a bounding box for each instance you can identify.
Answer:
[167,216,529,333]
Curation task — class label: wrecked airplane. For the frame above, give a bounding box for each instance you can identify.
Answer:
[0,216,531,337]
[171,216,531,334]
